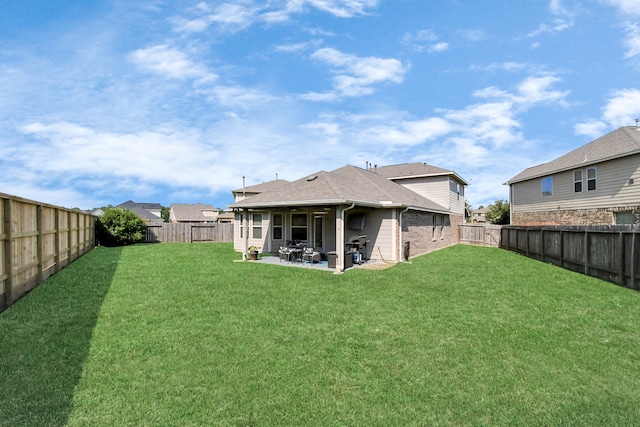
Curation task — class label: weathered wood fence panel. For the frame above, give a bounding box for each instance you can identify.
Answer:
[0,193,96,312]
[501,225,640,290]
[145,223,233,243]
[458,224,502,247]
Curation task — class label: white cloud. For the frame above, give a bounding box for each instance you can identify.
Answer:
[402,29,438,51]
[523,0,575,38]
[601,89,640,127]
[306,0,378,17]
[428,42,449,53]
[172,3,257,33]
[173,0,378,33]
[622,22,640,59]
[128,45,217,81]
[358,117,453,147]
[472,74,569,108]
[602,0,640,16]
[574,121,608,138]
[17,122,227,197]
[303,47,407,100]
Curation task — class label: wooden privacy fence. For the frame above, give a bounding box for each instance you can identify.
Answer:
[501,225,640,290]
[146,223,233,243]
[1,193,96,312]
[458,224,502,247]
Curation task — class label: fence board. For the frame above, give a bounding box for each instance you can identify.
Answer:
[0,193,96,312]
[145,223,233,243]
[501,225,640,290]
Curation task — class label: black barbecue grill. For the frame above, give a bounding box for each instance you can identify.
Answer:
[347,235,369,264]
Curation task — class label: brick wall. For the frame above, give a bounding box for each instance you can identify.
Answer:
[402,211,464,258]
[512,206,640,226]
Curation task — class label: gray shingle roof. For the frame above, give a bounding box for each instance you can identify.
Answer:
[171,203,218,221]
[232,179,289,194]
[507,126,640,184]
[375,162,469,185]
[229,165,449,212]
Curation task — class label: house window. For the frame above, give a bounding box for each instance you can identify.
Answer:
[541,176,553,196]
[587,167,597,191]
[291,213,308,242]
[252,213,262,239]
[615,211,635,225]
[574,170,582,192]
[272,213,283,240]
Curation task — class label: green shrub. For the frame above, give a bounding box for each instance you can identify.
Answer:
[96,208,146,246]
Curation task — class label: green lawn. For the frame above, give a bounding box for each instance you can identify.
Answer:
[2,243,640,426]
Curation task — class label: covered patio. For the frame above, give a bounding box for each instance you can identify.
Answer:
[251,254,392,271]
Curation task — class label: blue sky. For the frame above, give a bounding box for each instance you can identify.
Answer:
[1,0,640,210]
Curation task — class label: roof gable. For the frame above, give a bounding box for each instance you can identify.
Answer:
[508,126,640,184]
[375,162,469,185]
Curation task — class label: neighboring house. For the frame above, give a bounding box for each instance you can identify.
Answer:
[229,163,468,273]
[170,203,219,223]
[506,125,640,225]
[216,210,235,223]
[471,207,488,223]
[232,179,290,203]
[116,200,164,223]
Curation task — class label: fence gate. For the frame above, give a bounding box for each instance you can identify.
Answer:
[458,224,502,247]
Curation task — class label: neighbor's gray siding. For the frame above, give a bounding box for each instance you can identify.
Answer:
[512,155,640,213]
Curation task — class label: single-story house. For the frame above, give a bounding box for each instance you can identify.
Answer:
[170,203,219,223]
[506,125,640,225]
[229,163,468,273]
[116,200,164,224]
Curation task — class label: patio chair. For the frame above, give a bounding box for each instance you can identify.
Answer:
[302,247,321,263]
[278,247,292,262]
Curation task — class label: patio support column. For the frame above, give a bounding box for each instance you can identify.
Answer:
[335,203,355,274]
[242,209,249,261]
[335,206,344,273]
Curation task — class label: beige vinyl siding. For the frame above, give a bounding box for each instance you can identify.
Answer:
[234,210,269,252]
[357,209,395,261]
[512,155,640,212]
[396,176,450,209]
[448,187,465,215]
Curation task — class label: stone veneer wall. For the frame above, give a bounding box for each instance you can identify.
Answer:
[401,211,464,258]
[512,206,640,226]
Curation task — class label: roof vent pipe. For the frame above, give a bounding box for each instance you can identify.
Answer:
[636,118,639,130]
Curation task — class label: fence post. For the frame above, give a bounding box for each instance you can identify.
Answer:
[584,230,589,275]
[619,232,625,286]
[632,232,637,290]
[559,230,564,268]
[54,209,61,273]
[37,204,44,284]
[2,198,12,308]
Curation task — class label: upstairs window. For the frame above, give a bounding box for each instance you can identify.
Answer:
[541,176,553,196]
[587,167,597,191]
[574,170,582,192]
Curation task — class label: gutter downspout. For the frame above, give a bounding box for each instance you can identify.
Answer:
[242,208,249,261]
[398,206,410,262]
[509,184,514,225]
[336,203,356,274]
